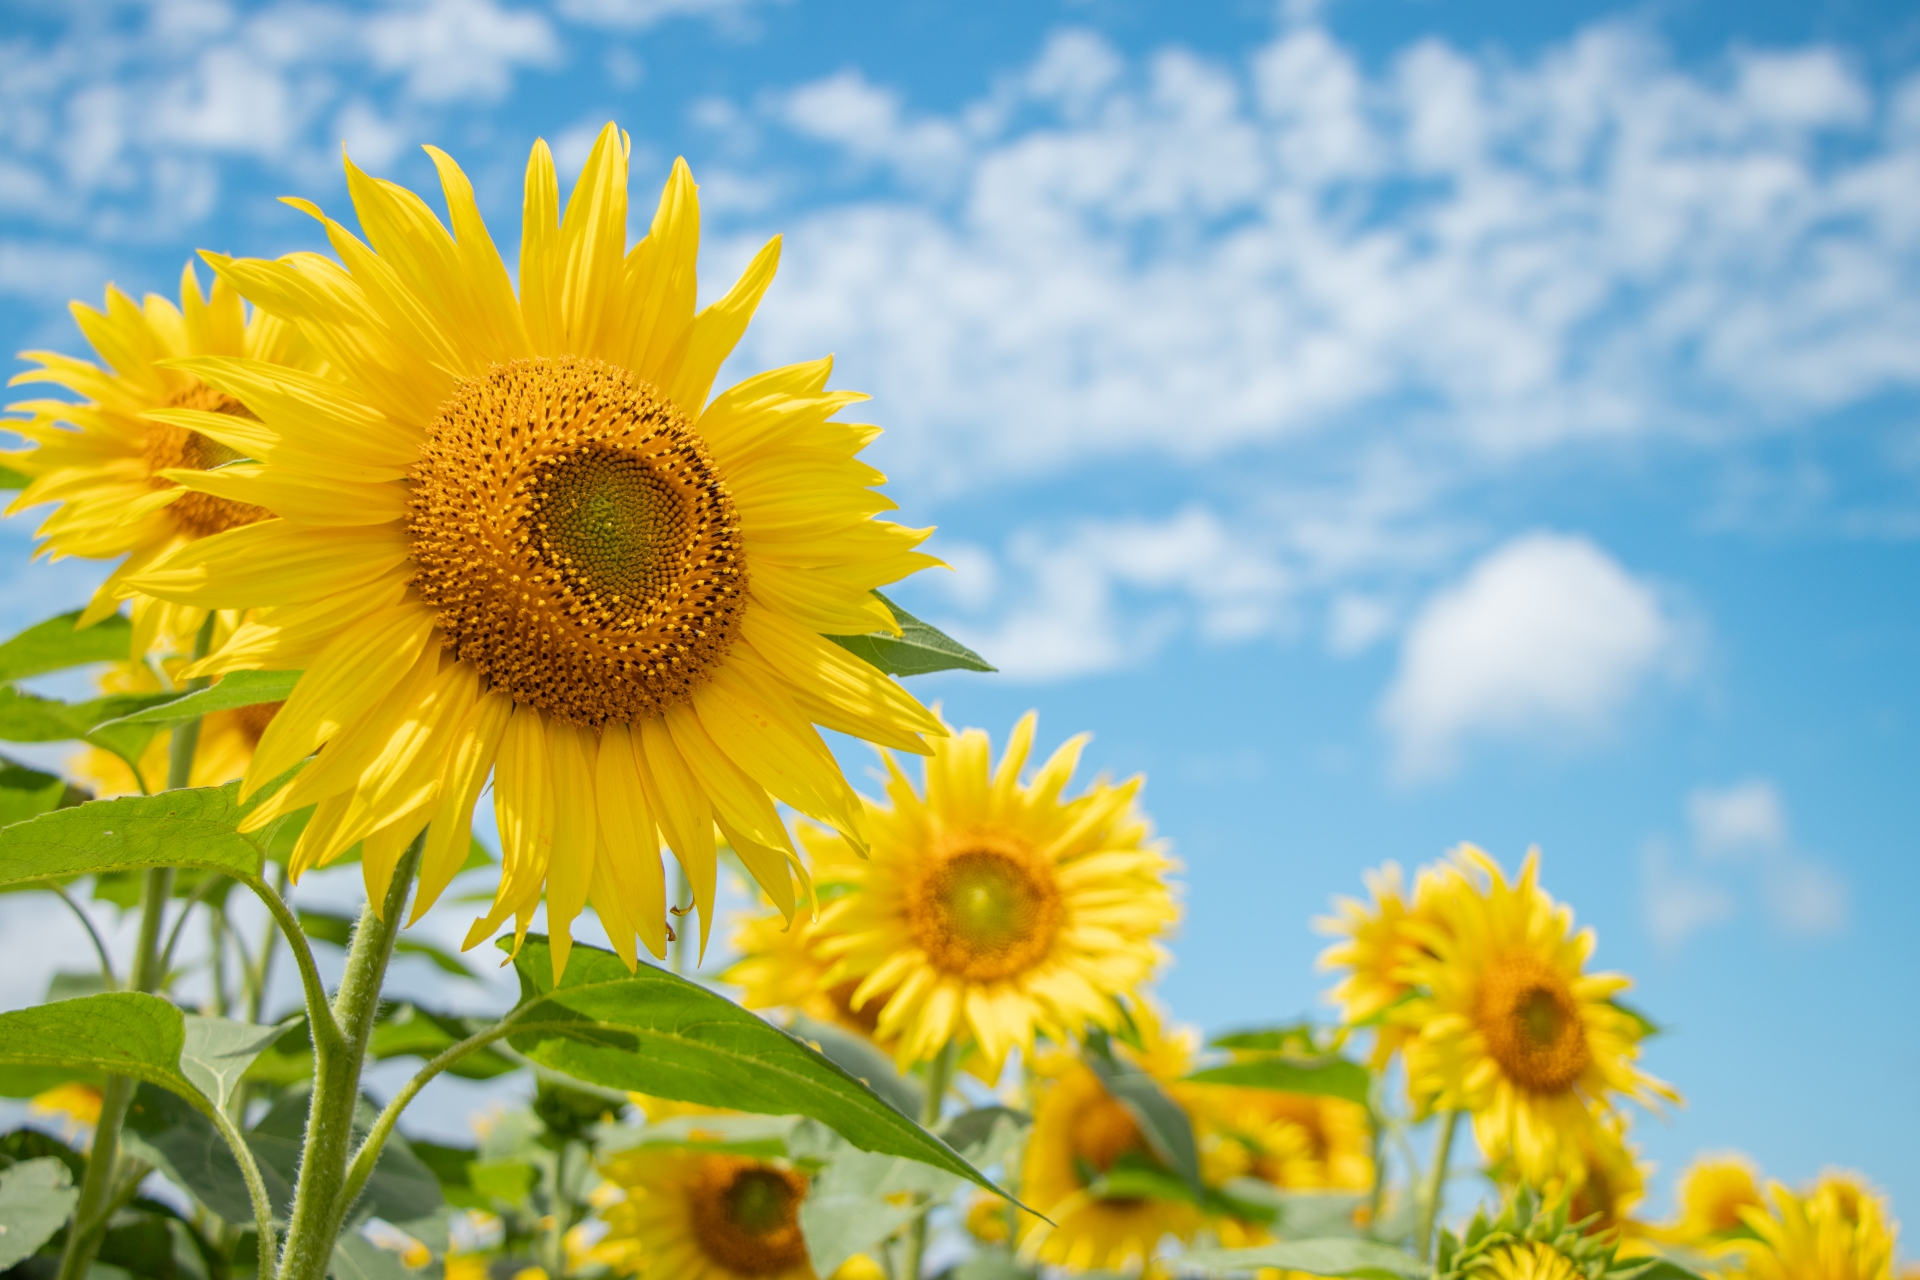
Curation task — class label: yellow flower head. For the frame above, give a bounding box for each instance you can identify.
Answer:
[1316,860,1450,1066]
[1018,1009,1204,1274]
[599,1147,816,1280]
[71,652,281,796]
[123,123,947,975]
[1400,846,1675,1185]
[4,264,315,658]
[1660,1153,1766,1252]
[1730,1175,1899,1280]
[807,711,1180,1072]
[1196,1085,1373,1196]
[1500,1116,1650,1250]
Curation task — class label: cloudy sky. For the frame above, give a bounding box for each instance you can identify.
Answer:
[3,0,1918,1227]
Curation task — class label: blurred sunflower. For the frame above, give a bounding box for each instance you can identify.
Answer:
[4,265,314,658]
[72,653,280,796]
[809,711,1180,1072]
[1437,1192,1649,1280]
[126,123,944,974]
[1198,1086,1373,1196]
[599,1148,816,1280]
[1658,1154,1767,1254]
[29,1083,103,1139]
[1016,1005,1205,1273]
[1316,860,1449,1066]
[1400,847,1675,1184]
[1498,1116,1650,1251]
[1729,1175,1898,1280]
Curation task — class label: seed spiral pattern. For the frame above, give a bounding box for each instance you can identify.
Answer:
[145,383,273,538]
[406,355,746,727]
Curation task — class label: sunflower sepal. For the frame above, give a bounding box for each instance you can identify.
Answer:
[1435,1191,1645,1280]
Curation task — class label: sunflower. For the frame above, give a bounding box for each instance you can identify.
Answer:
[807,711,1179,1072]
[598,1148,816,1280]
[1316,860,1449,1067]
[1496,1115,1650,1251]
[1659,1154,1766,1254]
[124,124,945,974]
[1400,847,1675,1185]
[1437,1192,1649,1280]
[4,265,315,658]
[71,652,280,796]
[1017,1008,1205,1274]
[29,1082,104,1138]
[1729,1176,1898,1280]
[1196,1086,1373,1195]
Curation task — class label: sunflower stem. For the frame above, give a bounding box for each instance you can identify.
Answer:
[56,613,217,1280]
[899,1039,956,1280]
[1415,1109,1460,1261]
[275,832,424,1280]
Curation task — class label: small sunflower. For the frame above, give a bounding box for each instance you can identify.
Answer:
[71,652,280,796]
[1496,1116,1651,1251]
[1437,1192,1649,1280]
[4,265,315,658]
[808,711,1179,1072]
[598,1148,815,1280]
[125,123,944,974]
[1316,860,1449,1066]
[1729,1175,1898,1280]
[1017,1009,1205,1274]
[1659,1154,1767,1254]
[1197,1085,1373,1195]
[1400,846,1675,1184]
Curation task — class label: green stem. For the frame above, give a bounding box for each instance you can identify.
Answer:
[899,1040,956,1280]
[1414,1110,1460,1261]
[42,879,116,988]
[274,833,424,1280]
[243,871,338,1057]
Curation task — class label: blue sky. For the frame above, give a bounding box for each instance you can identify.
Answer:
[2,0,1919,1234]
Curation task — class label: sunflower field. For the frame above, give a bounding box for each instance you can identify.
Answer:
[0,122,1903,1280]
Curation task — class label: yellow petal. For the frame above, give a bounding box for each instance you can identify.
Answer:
[594,722,666,960]
[129,519,410,609]
[412,689,513,924]
[544,718,599,983]
[633,716,716,957]
[519,138,563,355]
[668,236,779,416]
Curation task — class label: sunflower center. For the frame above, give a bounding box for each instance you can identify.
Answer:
[1072,1092,1146,1175]
[826,980,884,1037]
[228,700,282,747]
[906,835,1063,983]
[1473,953,1590,1093]
[686,1157,808,1276]
[146,383,272,538]
[406,356,747,728]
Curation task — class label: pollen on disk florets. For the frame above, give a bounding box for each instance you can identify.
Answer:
[406,355,747,728]
[146,383,273,538]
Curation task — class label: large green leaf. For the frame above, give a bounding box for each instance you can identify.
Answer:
[91,671,300,734]
[502,936,999,1193]
[791,1121,960,1277]
[1085,1034,1202,1196]
[0,1156,79,1268]
[1182,1238,1429,1279]
[332,1231,413,1280]
[124,1084,290,1227]
[245,1003,516,1087]
[0,992,205,1110]
[0,610,134,684]
[788,1014,922,1119]
[0,784,267,889]
[1185,1056,1371,1108]
[825,592,994,677]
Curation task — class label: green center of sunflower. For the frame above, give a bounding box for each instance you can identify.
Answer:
[407,356,747,728]
[1474,953,1591,1094]
[907,836,1064,983]
[688,1157,808,1276]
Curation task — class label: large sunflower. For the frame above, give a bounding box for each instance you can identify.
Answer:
[1729,1176,1898,1280]
[598,1148,816,1280]
[1017,1009,1205,1274]
[1400,847,1674,1185]
[807,711,1179,1072]
[126,124,944,973]
[4,265,314,657]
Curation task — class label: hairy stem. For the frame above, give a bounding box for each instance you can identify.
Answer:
[899,1040,956,1280]
[274,834,424,1280]
[1414,1109,1460,1262]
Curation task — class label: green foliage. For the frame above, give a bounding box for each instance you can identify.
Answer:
[0,992,208,1113]
[1436,1191,1658,1280]
[501,934,1001,1194]
[0,610,134,684]
[1084,1030,1203,1197]
[788,1013,923,1118]
[0,755,80,826]
[825,591,995,676]
[93,669,300,731]
[0,464,30,491]
[791,1120,963,1277]
[331,1231,413,1280]
[245,1002,518,1087]
[1183,1238,1431,1279]
[0,1156,79,1269]
[179,1014,293,1110]
[1186,1055,1372,1108]
[0,783,270,889]
[0,687,179,755]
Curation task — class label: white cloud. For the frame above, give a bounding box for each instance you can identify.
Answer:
[1379,531,1685,778]
[1644,779,1850,947]
[366,0,561,103]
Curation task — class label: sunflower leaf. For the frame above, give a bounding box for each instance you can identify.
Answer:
[1182,1238,1430,1279]
[1184,1055,1372,1108]
[0,1157,79,1269]
[1083,1030,1204,1198]
[0,993,210,1115]
[825,592,994,677]
[91,670,300,732]
[0,755,77,827]
[501,935,1008,1197]
[0,609,134,684]
[0,784,266,889]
